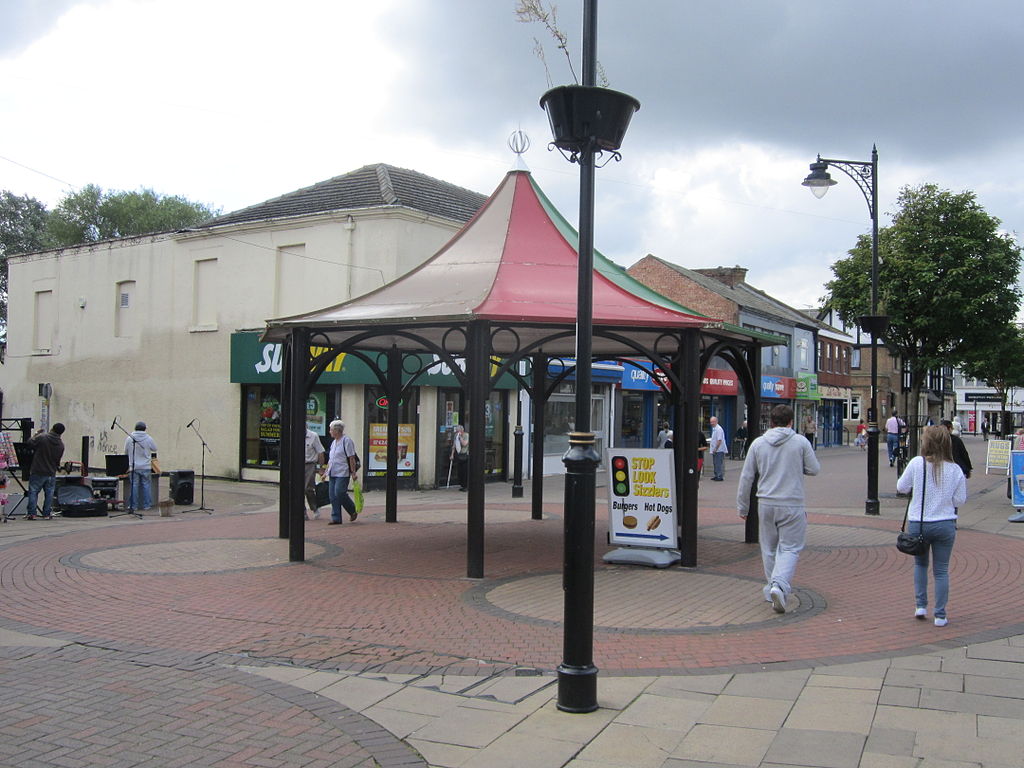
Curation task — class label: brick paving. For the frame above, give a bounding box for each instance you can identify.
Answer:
[1,438,1022,766]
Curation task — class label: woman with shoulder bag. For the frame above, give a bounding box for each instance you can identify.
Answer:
[895,425,966,627]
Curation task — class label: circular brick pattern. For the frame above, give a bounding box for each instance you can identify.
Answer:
[480,570,822,632]
[69,538,327,574]
[704,522,895,548]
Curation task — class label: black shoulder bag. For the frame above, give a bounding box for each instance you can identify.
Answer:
[897,463,928,556]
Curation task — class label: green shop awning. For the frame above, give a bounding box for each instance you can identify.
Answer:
[230,331,517,388]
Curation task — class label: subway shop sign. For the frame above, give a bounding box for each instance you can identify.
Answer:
[606,449,678,549]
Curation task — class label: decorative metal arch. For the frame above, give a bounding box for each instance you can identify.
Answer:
[277,318,764,574]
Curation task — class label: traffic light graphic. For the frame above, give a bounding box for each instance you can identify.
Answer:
[610,456,630,497]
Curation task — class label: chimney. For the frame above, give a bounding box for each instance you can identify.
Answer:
[695,266,748,287]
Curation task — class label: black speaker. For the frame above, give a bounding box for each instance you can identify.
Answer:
[105,454,129,476]
[169,470,195,505]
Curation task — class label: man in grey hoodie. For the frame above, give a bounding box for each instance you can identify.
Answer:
[737,404,820,614]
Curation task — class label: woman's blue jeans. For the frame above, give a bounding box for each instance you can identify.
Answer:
[329,475,356,522]
[908,519,956,619]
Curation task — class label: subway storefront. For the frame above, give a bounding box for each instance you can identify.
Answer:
[230,332,517,489]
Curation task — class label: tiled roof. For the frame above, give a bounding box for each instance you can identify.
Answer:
[200,164,488,228]
[648,257,817,328]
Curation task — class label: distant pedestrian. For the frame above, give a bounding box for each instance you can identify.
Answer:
[854,419,867,450]
[125,421,158,512]
[737,405,819,614]
[656,422,670,449]
[451,424,469,491]
[732,421,748,459]
[304,428,325,520]
[25,423,66,520]
[896,425,966,627]
[326,420,359,524]
[885,411,904,466]
[941,420,972,482]
[982,418,990,441]
[803,415,817,449]
[709,416,728,481]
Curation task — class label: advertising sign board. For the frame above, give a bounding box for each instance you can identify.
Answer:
[606,449,677,549]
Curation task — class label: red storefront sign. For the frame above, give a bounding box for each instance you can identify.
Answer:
[702,367,738,395]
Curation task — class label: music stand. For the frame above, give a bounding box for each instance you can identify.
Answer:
[183,420,213,514]
[109,421,144,519]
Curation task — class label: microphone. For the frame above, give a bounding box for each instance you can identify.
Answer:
[186,419,196,429]
[110,416,118,430]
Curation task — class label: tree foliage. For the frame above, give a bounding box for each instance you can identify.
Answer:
[825,183,1022,433]
[0,191,51,340]
[0,185,219,341]
[959,322,1024,423]
[47,185,218,246]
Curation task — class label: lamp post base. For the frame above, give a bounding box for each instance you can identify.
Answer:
[556,663,599,713]
[865,499,880,516]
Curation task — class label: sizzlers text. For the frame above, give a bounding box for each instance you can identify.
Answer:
[627,456,670,498]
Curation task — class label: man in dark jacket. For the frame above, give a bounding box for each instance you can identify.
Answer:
[26,423,65,520]
[942,420,972,481]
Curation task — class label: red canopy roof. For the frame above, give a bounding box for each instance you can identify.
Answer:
[264,170,714,350]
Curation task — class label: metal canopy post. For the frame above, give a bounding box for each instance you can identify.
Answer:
[679,330,701,567]
[386,346,402,523]
[466,321,490,578]
[531,354,547,520]
[278,335,292,540]
[287,328,310,562]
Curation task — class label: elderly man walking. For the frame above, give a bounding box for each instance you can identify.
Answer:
[737,404,820,614]
[709,416,728,481]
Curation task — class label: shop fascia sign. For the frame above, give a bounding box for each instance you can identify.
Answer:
[761,375,796,399]
[231,332,517,388]
[795,372,820,400]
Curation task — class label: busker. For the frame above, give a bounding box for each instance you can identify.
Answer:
[737,404,820,614]
[25,423,66,520]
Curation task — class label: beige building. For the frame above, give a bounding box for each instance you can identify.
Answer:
[3,164,492,486]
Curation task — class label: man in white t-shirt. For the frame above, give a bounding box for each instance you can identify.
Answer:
[709,417,728,481]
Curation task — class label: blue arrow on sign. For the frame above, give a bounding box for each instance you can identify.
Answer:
[618,532,671,541]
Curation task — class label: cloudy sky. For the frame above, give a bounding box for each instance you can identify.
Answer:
[2,0,1022,309]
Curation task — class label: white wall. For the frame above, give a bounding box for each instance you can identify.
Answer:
[4,208,465,478]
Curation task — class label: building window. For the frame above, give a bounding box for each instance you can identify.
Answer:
[851,348,861,369]
[114,281,134,338]
[193,258,219,329]
[33,290,54,351]
[275,244,307,316]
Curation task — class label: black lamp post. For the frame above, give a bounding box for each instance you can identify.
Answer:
[539,0,639,713]
[803,146,887,516]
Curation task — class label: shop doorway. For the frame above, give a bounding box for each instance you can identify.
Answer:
[436,389,508,488]
[364,386,419,491]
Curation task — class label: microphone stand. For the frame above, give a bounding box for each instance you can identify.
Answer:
[183,420,213,514]
[110,419,144,519]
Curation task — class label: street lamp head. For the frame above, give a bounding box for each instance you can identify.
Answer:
[802,159,837,199]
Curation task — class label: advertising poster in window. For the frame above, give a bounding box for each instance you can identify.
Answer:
[305,392,327,435]
[368,423,416,476]
[605,449,677,549]
[258,392,281,464]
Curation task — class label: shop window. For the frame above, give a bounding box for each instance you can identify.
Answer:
[242,385,335,468]
[365,385,419,480]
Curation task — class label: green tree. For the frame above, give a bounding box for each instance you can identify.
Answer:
[826,184,1022,450]
[47,185,218,246]
[960,323,1024,435]
[0,191,52,340]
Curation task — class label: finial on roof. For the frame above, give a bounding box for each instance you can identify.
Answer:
[508,130,531,172]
